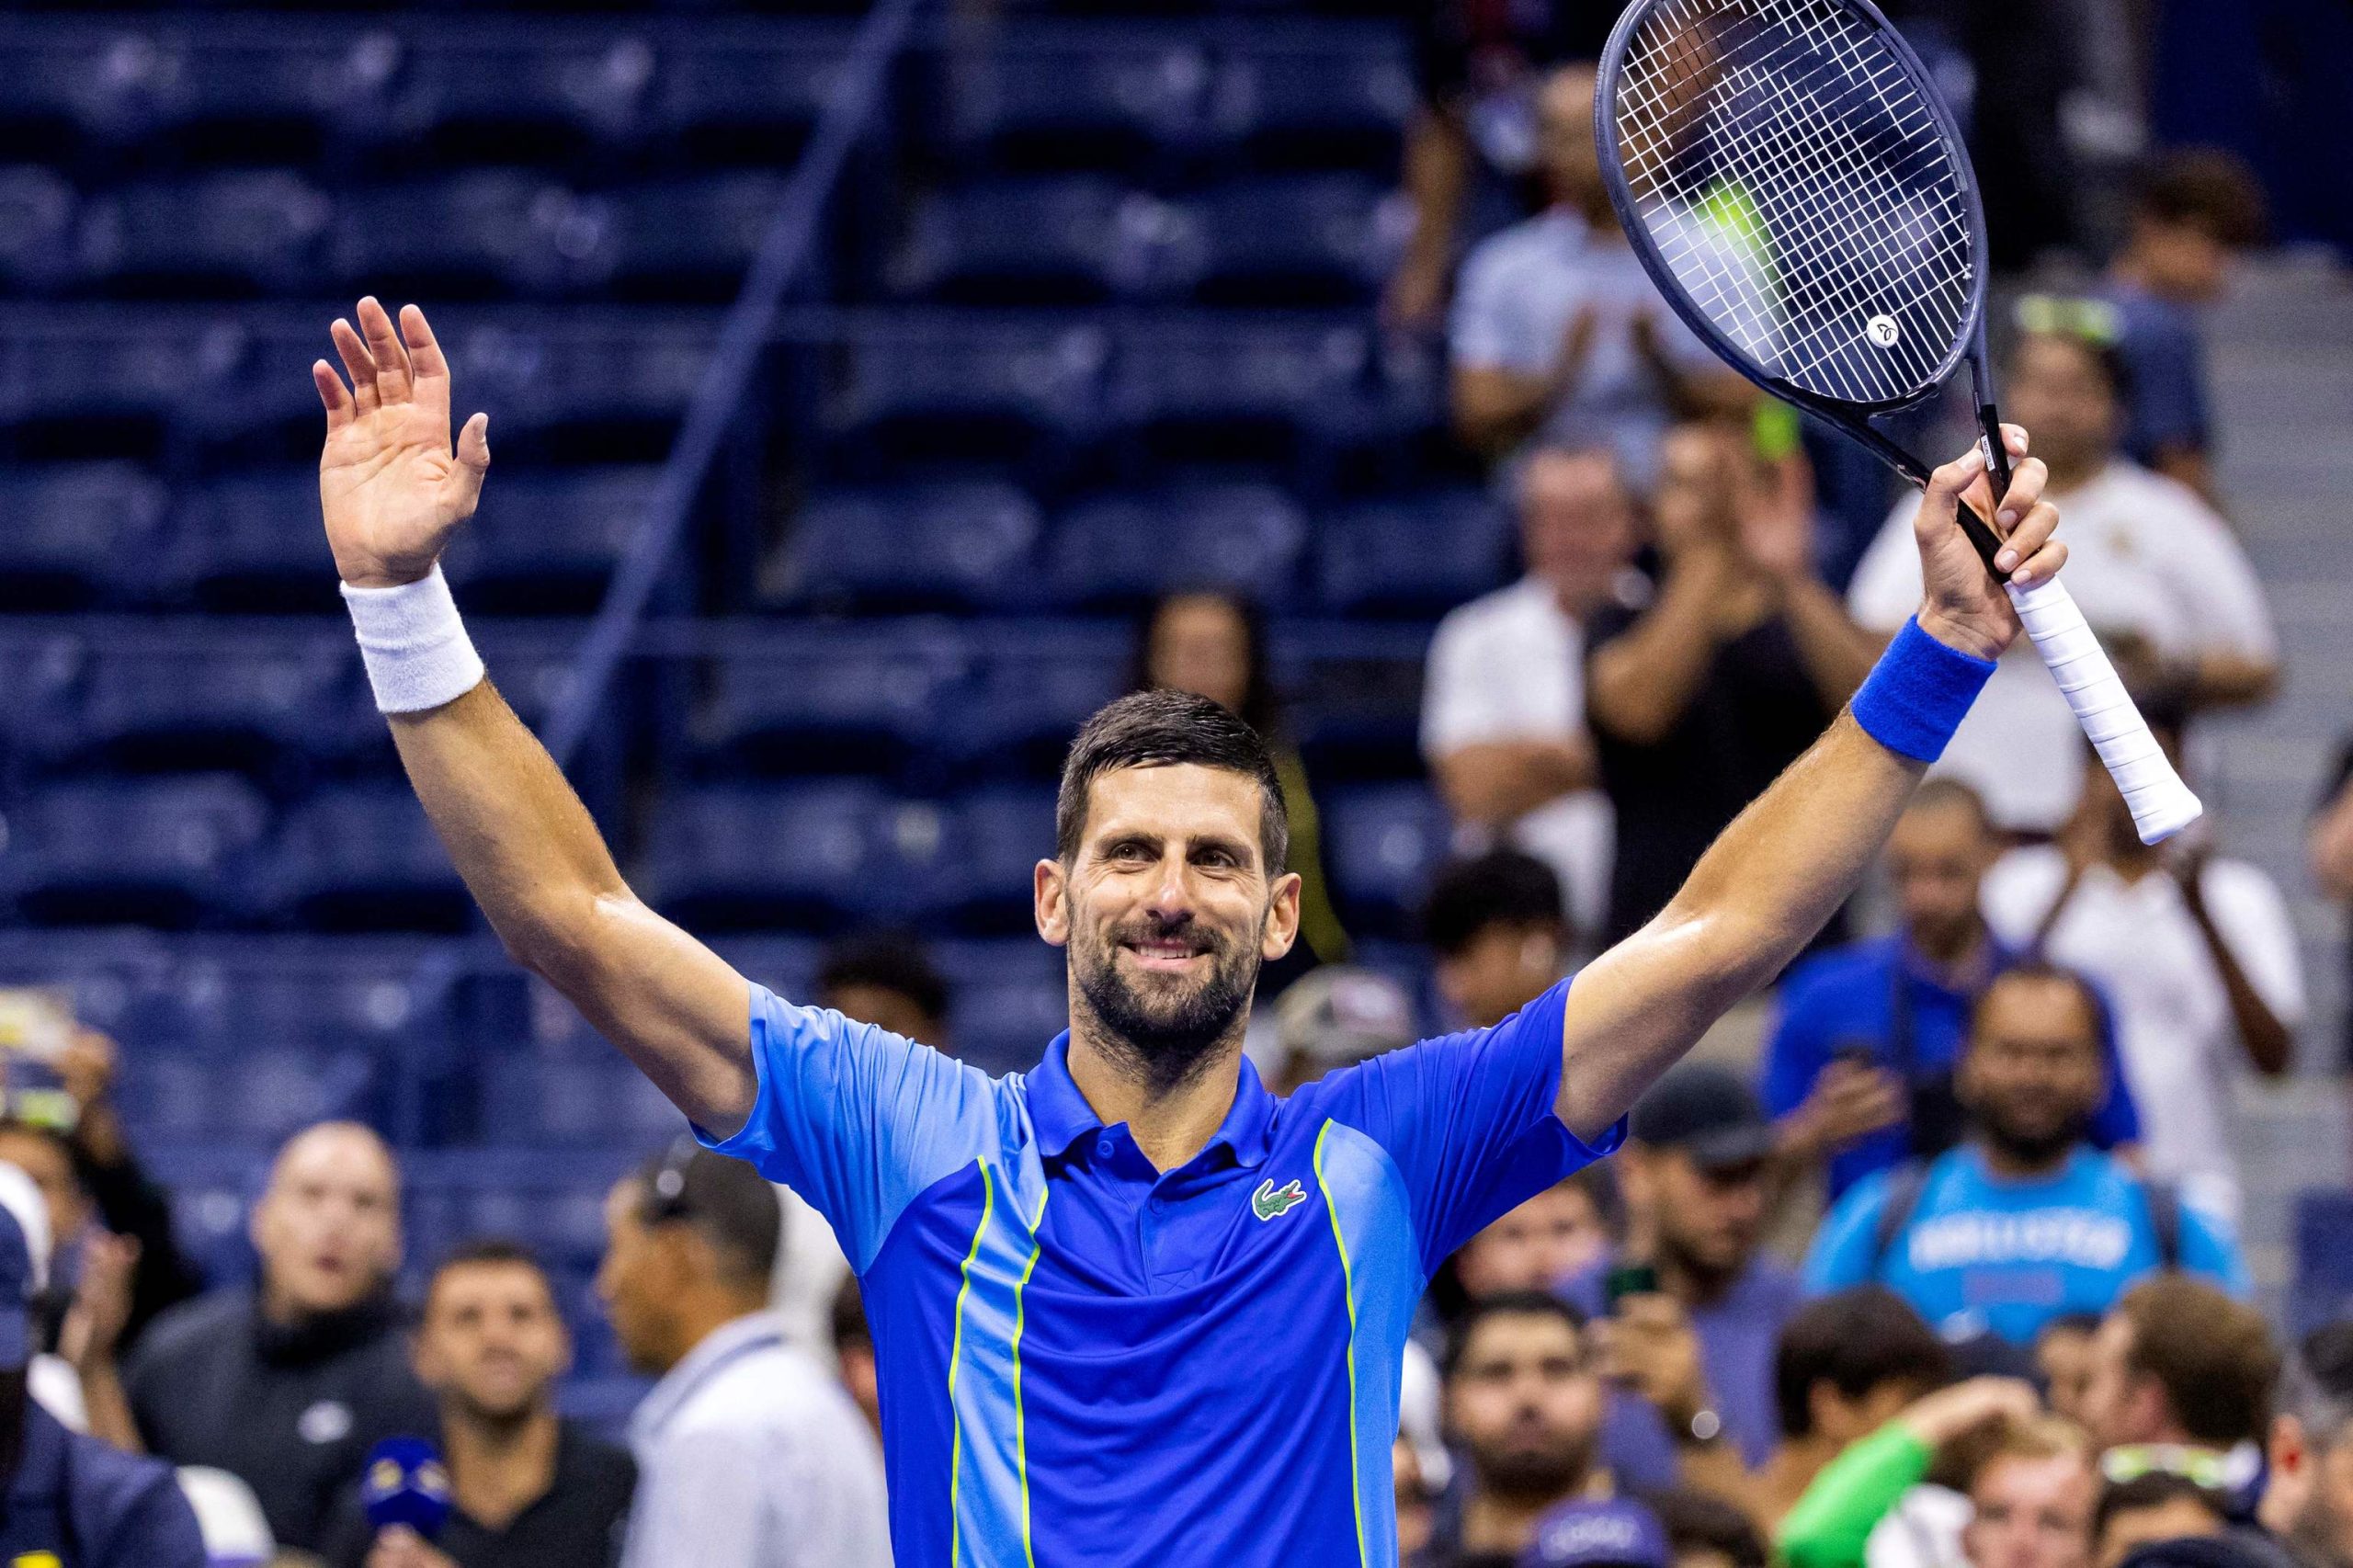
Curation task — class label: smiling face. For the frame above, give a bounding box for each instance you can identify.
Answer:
[1038,763,1302,1090]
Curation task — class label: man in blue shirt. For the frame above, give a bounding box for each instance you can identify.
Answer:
[313,297,2073,1566]
[1807,963,2247,1347]
[1763,779,2140,1203]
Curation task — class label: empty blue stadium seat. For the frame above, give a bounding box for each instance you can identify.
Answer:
[404,1148,635,1275]
[146,1143,267,1289]
[82,172,331,297]
[0,324,188,461]
[940,28,1217,172]
[770,481,1043,612]
[0,465,169,610]
[403,37,654,167]
[1193,175,1392,307]
[63,634,357,778]
[1316,490,1512,616]
[892,177,1181,306]
[0,166,79,294]
[1321,782,1451,935]
[591,174,788,301]
[479,1051,690,1148]
[939,785,1060,931]
[447,318,712,461]
[1108,318,1378,469]
[936,937,1066,1076]
[119,1043,382,1146]
[265,785,472,933]
[691,624,970,776]
[651,31,849,163]
[333,172,574,300]
[161,470,341,611]
[707,936,822,1001]
[1048,482,1306,608]
[1215,37,1414,165]
[1275,620,1432,780]
[638,781,948,930]
[0,774,272,928]
[825,315,1108,471]
[941,619,1128,776]
[439,465,658,615]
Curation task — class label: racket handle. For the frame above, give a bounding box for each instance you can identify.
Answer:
[2004,577,2202,844]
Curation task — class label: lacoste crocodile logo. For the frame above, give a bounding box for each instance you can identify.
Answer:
[1252,1178,1308,1221]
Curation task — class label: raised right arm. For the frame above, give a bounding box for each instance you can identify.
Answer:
[315,298,755,1135]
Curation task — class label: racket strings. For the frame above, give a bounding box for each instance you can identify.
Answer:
[1612,0,1974,404]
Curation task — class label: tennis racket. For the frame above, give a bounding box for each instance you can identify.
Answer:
[1594,0,2201,844]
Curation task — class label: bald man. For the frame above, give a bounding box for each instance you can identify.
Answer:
[120,1121,437,1554]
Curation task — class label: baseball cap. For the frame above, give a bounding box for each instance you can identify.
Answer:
[0,1203,35,1372]
[1627,1065,1776,1172]
[1273,968,1416,1070]
[1520,1499,1672,1568]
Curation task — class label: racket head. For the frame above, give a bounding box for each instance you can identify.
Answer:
[1594,0,1995,445]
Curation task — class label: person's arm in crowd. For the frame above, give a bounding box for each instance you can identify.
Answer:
[1631,312,1756,422]
[314,299,756,1137]
[2151,446,2219,510]
[1552,434,2065,1141]
[1777,1380,2040,1568]
[365,1527,460,1568]
[1735,449,1879,712]
[1584,540,1741,745]
[1432,737,1597,824]
[2309,755,2353,899]
[58,1031,204,1344]
[60,1229,143,1452]
[1595,1293,1773,1524]
[1452,306,1600,460]
[2173,849,2292,1076]
[1385,106,1472,332]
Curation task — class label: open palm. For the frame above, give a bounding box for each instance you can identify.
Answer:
[313,297,489,589]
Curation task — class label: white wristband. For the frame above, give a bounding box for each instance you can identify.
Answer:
[341,564,486,714]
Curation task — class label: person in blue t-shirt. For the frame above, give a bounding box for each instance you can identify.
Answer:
[1806,962,2246,1348]
[1762,780,2141,1204]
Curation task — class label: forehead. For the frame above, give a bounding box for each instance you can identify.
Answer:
[1892,800,1985,854]
[1463,1311,1583,1363]
[429,1261,553,1314]
[1978,1453,2092,1506]
[0,1128,70,1174]
[1074,764,1265,854]
[1977,978,2098,1043]
[274,1131,394,1196]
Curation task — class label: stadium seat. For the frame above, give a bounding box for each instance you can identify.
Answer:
[938,785,1060,932]
[707,935,822,1002]
[637,780,945,930]
[146,1143,267,1290]
[0,464,169,610]
[938,28,1216,174]
[1276,620,1432,780]
[1319,782,1451,936]
[941,619,1129,777]
[1047,482,1306,608]
[264,785,474,933]
[1108,317,1378,473]
[333,172,576,300]
[0,319,189,463]
[650,30,849,165]
[1192,174,1392,308]
[119,1043,383,1146]
[0,775,272,929]
[892,177,1193,306]
[591,174,788,301]
[156,470,339,613]
[1215,36,1414,169]
[404,1149,634,1276]
[936,937,1066,1076]
[1315,490,1513,617]
[401,37,654,169]
[824,315,1109,475]
[82,172,332,299]
[130,36,358,169]
[478,1051,690,1148]
[446,317,713,463]
[438,465,659,615]
[690,624,970,778]
[2291,1189,2353,1335]
[768,481,1044,613]
[0,166,80,295]
[63,633,358,779]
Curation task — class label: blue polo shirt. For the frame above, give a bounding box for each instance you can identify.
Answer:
[699,976,1618,1568]
[0,1402,207,1566]
[1760,936,2142,1201]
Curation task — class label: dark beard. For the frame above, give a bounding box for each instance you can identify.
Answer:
[1073,915,1259,1096]
[1469,1432,1595,1503]
[1976,1107,2087,1168]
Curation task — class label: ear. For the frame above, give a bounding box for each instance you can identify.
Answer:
[1035,858,1070,948]
[1260,871,1302,961]
[2272,1415,2307,1479]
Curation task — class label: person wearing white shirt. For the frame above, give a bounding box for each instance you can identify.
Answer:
[1421,447,1639,938]
[600,1144,891,1568]
[1847,330,2278,831]
[1980,732,2302,1230]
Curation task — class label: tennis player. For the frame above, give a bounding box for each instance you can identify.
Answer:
[313,296,2065,1567]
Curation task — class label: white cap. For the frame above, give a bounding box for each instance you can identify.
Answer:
[0,1161,51,1292]
[177,1467,277,1568]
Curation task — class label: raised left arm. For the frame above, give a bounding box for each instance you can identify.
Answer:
[1554,434,2064,1141]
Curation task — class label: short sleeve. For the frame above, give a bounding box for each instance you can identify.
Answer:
[2153,487,2277,659]
[2200,862,2307,1026]
[88,1463,210,1568]
[1450,237,1545,374]
[1802,1173,1893,1293]
[2173,1200,2254,1296]
[1302,978,1620,1274]
[697,983,1001,1271]
[1843,502,1924,631]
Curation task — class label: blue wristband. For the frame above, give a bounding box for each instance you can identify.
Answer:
[1849,617,1996,763]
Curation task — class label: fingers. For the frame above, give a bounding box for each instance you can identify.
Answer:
[1920,444,1987,516]
[357,296,414,405]
[1997,494,2064,586]
[441,412,491,522]
[313,361,353,432]
[330,318,380,415]
[400,302,453,415]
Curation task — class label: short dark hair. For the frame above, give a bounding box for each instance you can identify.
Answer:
[1056,689,1289,874]
[633,1144,783,1289]
[2014,327,2135,407]
[816,932,950,1029]
[1775,1287,1955,1439]
[2116,1275,2279,1447]
[2095,1471,2228,1545]
[1642,1488,1769,1568]
[2132,149,2267,247]
[1904,778,1994,835]
[1423,849,1565,959]
[1970,960,2105,1047]
[1443,1290,1587,1381]
[426,1238,552,1302]
[2279,1322,2353,1453]
[832,1274,871,1354]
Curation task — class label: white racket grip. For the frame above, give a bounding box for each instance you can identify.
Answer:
[2005,577,2201,844]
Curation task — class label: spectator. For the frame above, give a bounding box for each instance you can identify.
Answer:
[1586,421,1877,945]
[2304,746,2353,1072]
[2039,1316,2105,1430]
[1806,965,2248,1349]
[1425,448,1639,940]
[1426,848,1574,1030]
[813,933,950,1049]
[1446,66,1747,479]
[1267,965,1418,1096]
[598,1142,888,1568]
[1983,729,2301,1228]
[1518,1496,1676,1568]
[1399,1431,1438,1562]
[1847,329,2278,833]
[1134,589,1347,986]
[1647,1487,1770,1568]
[1564,1066,1803,1471]
[2096,1474,2230,1568]
[828,1276,878,1439]
[2260,1323,2353,1568]
[1457,1167,1622,1302]
[2078,1277,2277,1507]
[1777,1383,2066,1568]
[1427,1291,1609,1567]
[323,1240,634,1568]
[0,1204,204,1565]
[2095,151,2268,502]
[1762,781,2142,1205]
[1765,1290,1958,1527]
[120,1121,436,1556]
[0,1119,144,1441]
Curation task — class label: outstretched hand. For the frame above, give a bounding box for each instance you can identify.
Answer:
[314,298,490,589]
[1912,425,2065,662]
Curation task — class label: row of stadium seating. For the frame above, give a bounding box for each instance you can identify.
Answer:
[0,466,1507,616]
[0,17,1407,180]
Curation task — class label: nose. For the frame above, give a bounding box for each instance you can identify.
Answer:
[1142,849,1196,920]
